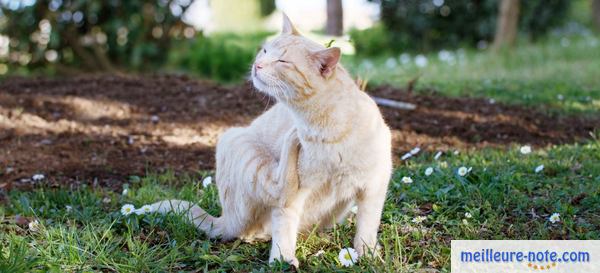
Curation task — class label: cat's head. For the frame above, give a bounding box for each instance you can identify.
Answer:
[251,14,342,103]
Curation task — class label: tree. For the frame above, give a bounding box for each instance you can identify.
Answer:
[493,0,520,50]
[594,0,600,32]
[326,0,343,36]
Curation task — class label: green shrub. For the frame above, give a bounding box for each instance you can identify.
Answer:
[349,24,392,56]
[170,32,270,82]
[0,0,193,72]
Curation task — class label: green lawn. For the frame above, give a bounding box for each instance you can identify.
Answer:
[345,35,600,115]
[1,141,599,272]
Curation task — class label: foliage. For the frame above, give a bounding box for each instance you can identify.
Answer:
[170,32,270,83]
[356,0,572,54]
[0,0,193,72]
[349,24,392,56]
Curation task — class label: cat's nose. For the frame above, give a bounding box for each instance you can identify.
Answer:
[255,63,263,70]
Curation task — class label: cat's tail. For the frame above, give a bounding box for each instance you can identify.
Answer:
[151,199,223,238]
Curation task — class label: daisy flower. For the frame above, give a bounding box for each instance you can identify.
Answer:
[120,204,135,216]
[202,176,213,187]
[338,247,358,267]
[520,145,532,155]
[424,167,434,176]
[457,166,470,177]
[400,152,412,161]
[122,188,129,196]
[535,165,544,173]
[411,216,426,224]
[65,205,73,212]
[434,151,443,160]
[401,176,413,184]
[464,212,472,218]
[409,147,421,155]
[549,213,560,223]
[28,220,40,232]
[32,174,45,181]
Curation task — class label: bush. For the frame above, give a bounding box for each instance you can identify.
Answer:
[0,0,193,72]
[354,0,572,54]
[170,32,270,82]
[349,24,392,56]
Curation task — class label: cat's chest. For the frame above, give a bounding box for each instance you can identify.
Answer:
[297,141,360,187]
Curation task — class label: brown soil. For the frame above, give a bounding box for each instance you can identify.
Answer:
[1,75,597,190]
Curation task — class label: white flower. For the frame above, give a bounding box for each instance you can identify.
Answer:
[535,164,544,173]
[557,94,564,101]
[32,174,45,181]
[401,176,413,184]
[120,204,135,216]
[409,147,421,155]
[102,197,111,204]
[457,166,469,177]
[549,213,560,223]
[411,216,426,224]
[453,150,460,155]
[122,188,128,196]
[338,247,358,267]
[350,205,358,214]
[28,220,40,232]
[399,53,411,65]
[65,205,72,212]
[434,151,443,160]
[150,115,160,122]
[385,57,397,69]
[135,205,153,215]
[520,145,532,155]
[202,176,213,187]
[424,167,434,176]
[462,219,469,225]
[415,54,428,67]
[400,152,412,160]
[464,212,472,218]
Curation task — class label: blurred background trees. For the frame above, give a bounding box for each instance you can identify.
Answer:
[0,0,194,73]
[0,0,597,79]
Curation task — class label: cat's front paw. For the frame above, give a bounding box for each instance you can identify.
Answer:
[269,255,300,268]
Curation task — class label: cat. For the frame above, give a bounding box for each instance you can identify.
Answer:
[152,14,392,267]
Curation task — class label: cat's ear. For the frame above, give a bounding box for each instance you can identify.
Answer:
[312,47,341,78]
[281,13,299,35]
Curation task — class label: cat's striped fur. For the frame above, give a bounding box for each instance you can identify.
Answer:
[152,14,392,267]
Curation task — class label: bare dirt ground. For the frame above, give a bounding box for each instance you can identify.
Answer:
[1,75,598,190]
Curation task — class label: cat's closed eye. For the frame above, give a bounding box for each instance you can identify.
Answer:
[277,59,289,63]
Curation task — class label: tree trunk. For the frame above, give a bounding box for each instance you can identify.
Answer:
[594,0,600,32]
[493,0,520,50]
[326,0,343,36]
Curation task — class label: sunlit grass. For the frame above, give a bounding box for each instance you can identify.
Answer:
[345,35,600,115]
[2,140,599,272]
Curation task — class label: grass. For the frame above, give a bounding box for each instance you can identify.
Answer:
[1,140,599,272]
[345,34,600,115]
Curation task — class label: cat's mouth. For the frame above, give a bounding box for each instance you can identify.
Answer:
[251,72,270,92]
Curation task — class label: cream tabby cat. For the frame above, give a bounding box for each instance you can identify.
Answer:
[152,14,392,267]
